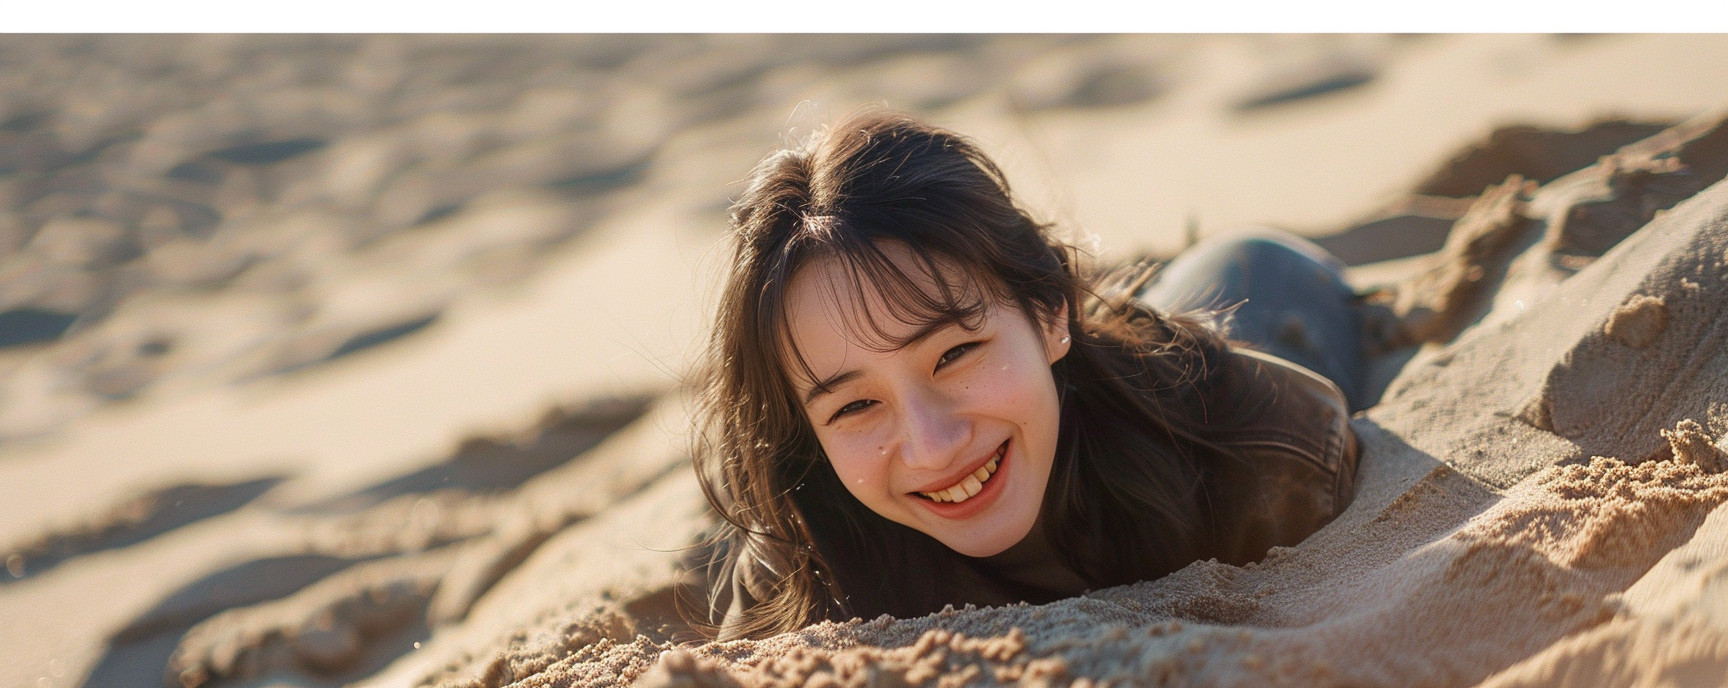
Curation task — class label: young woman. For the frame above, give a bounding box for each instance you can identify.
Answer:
[692,111,1361,640]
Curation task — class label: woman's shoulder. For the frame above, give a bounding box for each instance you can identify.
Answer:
[1199,347,1361,565]
[1222,349,1352,453]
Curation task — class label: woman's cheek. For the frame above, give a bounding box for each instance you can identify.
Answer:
[969,362,1039,415]
[824,432,889,497]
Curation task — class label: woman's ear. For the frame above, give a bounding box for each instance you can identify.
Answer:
[1043,299,1071,364]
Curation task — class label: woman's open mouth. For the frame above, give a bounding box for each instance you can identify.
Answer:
[917,440,1007,504]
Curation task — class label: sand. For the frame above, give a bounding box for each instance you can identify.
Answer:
[6,34,1728,688]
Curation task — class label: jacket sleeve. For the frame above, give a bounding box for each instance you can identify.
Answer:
[714,549,766,640]
[1202,347,1361,566]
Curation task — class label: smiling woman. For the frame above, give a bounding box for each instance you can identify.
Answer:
[692,110,1361,640]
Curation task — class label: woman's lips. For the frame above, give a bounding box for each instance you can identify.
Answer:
[918,440,1007,503]
[905,440,1009,515]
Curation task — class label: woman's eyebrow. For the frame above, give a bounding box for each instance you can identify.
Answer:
[896,319,956,350]
[803,370,861,407]
[799,317,971,407]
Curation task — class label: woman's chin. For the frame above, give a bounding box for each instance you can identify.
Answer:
[921,490,1040,558]
[933,515,1035,558]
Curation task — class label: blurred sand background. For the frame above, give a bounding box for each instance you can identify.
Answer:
[3,34,1728,688]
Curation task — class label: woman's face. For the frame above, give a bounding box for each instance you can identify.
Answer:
[783,245,1070,558]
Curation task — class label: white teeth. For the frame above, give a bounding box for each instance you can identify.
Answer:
[920,444,1005,503]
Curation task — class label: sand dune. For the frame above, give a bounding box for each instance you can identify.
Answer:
[7,35,1728,688]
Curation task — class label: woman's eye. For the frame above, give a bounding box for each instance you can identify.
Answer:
[936,342,979,369]
[829,399,874,422]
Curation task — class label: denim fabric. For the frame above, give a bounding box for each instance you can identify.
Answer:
[1139,228,1365,411]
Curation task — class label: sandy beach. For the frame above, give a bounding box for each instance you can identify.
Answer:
[4,34,1728,688]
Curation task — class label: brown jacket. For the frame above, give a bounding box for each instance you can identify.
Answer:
[1199,347,1360,566]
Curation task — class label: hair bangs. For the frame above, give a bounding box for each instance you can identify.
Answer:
[767,216,1007,403]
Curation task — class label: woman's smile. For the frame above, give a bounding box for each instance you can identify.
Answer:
[911,439,1012,520]
[914,439,1005,503]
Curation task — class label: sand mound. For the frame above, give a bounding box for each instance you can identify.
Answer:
[356,114,1728,688]
[614,451,1728,688]
[509,440,1728,688]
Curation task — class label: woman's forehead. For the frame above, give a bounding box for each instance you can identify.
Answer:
[783,247,985,348]
[777,254,1003,397]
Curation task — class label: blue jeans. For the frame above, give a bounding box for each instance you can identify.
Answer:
[1137,228,1364,411]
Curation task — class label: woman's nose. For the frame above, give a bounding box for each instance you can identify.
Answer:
[896,389,968,471]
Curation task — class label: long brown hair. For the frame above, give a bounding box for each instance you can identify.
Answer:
[691,110,1237,639]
